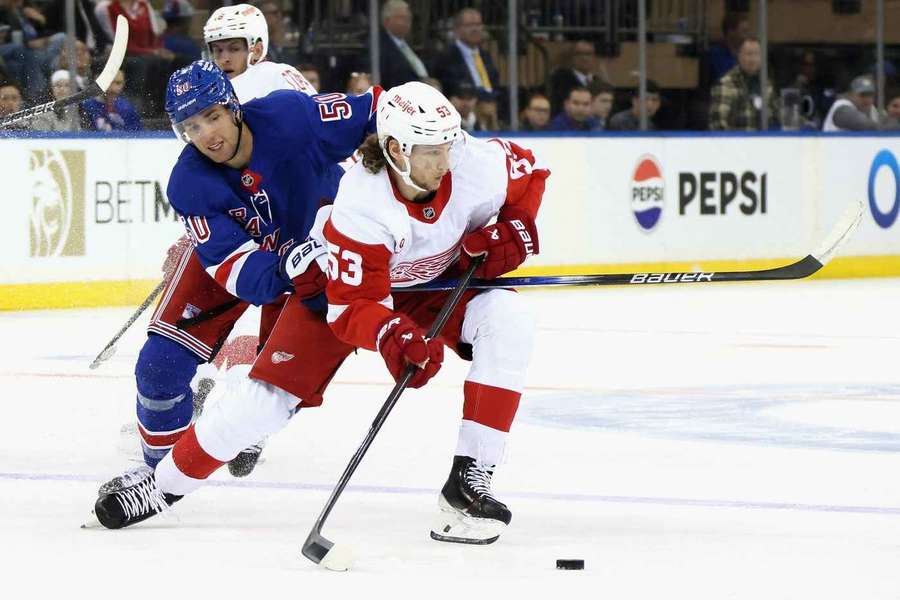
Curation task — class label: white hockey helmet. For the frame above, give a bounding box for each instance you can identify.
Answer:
[204,4,269,67]
[377,81,462,192]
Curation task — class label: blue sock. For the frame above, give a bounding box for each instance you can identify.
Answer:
[134,334,202,467]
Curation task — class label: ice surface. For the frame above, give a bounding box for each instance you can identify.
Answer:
[2,279,899,599]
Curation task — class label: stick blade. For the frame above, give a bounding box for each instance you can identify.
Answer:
[812,200,864,267]
[95,16,129,92]
[89,345,117,370]
[301,531,333,565]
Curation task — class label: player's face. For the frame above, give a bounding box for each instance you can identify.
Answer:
[180,105,240,162]
[210,39,250,78]
[408,142,452,191]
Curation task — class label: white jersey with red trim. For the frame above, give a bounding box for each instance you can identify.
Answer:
[324,132,548,350]
[232,60,316,103]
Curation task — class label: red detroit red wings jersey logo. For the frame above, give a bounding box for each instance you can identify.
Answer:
[389,235,463,284]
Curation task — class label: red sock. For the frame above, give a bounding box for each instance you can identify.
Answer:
[462,381,521,432]
[171,425,226,480]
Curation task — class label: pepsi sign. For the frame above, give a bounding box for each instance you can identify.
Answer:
[630,155,664,231]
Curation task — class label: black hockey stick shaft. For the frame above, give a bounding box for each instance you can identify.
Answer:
[0,16,129,129]
[399,200,864,292]
[89,279,165,369]
[400,256,822,291]
[301,256,484,565]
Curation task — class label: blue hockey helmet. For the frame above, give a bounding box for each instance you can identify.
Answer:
[165,59,241,143]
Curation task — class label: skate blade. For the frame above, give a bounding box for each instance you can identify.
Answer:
[81,511,103,529]
[429,507,505,545]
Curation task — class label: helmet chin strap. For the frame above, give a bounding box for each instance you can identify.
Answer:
[383,145,429,194]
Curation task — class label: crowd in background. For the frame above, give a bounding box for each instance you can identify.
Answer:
[2,0,900,133]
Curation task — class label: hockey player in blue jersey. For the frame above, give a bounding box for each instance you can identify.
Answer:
[93,60,381,510]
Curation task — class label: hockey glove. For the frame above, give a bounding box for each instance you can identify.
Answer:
[279,238,328,299]
[376,314,444,389]
[459,207,539,279]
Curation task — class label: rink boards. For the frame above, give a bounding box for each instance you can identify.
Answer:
[2,131,900,310]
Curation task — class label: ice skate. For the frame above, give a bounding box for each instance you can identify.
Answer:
[430,455,512,545]
[92,467,182,529]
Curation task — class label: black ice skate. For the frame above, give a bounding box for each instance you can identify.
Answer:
[227,439,266,477]
[430,455,512,545]
[92,468,182,529]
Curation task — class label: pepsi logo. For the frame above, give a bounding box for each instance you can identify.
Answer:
[631,155,664,231]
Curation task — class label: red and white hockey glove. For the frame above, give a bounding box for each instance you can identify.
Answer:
[376,314,444,389]
[161,235,192,284]
[459,208,539,279]
[280,238,329,299]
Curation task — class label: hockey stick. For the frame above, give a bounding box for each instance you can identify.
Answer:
[0,16,129,129]
[301,255,484,571]
[398,200,864,292]
[89,279,165,369]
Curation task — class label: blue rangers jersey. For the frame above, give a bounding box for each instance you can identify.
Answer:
[167,88,380,305]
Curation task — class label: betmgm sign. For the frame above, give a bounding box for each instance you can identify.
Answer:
[29,149,85,258]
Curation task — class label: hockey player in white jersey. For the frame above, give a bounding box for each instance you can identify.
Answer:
[204,3,316,101]
[90,83,547,544]
[323,82,550,543]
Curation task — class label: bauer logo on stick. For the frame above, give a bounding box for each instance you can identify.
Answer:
[630,155,664,232]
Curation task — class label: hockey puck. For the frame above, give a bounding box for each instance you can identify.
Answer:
[556,559,585,570]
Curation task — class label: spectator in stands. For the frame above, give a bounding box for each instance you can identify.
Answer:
[346,71,372,94]
[550,40,600,115]
[256,0,286,63]
[81,68,142,131]
[297,63,320,91]
[0,0,66,101]
[433,8,498,102]
[379,0,427,90]
[883,86,900,129]
[31,69,81,131]
[520,91,551,131]
[547,85,597,131]
[95,0,170,60]
[589,80,614,130]
[447,79,479,132]
[706,13,750,83]
[56,39,91,89]
[822,75,879,131]
[787,50,826,127]
[45,0,109,53]
[709,37,778,131]
[0,79,23,120]
[161,0,201,62]
[95,0,175,116]
[0,20,27,88]
[475,95,500,130]
[608,80,661,131]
